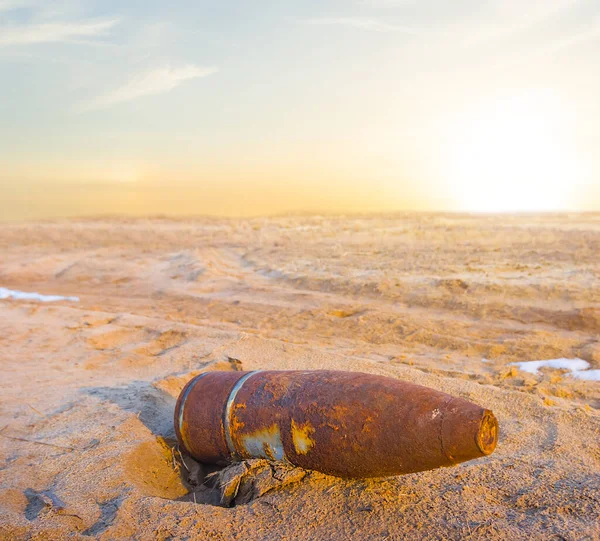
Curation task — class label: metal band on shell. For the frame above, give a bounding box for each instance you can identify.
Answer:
[223,370,262,458]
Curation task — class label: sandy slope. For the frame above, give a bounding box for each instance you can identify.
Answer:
[0,214,599,540]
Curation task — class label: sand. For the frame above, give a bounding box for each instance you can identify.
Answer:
[0,213,599,540]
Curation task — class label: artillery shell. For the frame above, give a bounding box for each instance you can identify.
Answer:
[175,370,498,478]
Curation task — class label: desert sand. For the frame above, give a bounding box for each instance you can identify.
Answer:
[1,213,599,540]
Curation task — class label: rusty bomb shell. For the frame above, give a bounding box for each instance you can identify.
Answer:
[174,370,498,478]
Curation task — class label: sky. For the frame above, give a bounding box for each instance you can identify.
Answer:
[1,0,599,220]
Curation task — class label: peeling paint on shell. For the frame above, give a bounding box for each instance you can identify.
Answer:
[291,419,315,455]
[240,425,285,461]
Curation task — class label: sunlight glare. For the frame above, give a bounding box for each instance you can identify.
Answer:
[446,90,579,212]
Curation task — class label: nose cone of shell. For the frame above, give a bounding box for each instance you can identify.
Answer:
[476,410,499,455]
[441,401,498,464]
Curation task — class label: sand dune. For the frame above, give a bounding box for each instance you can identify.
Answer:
[1,214,599,539]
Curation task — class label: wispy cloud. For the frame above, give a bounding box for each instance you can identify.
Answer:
[515,19,600,64]
[0,18,120,46]
[304,17,418,34]
[77,65,217,112]
[490,0,578,30]
[355,0,416,5]
[0,0,37,12]
[352,0,582,45]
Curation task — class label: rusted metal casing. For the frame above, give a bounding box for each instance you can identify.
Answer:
[175,370,498,478]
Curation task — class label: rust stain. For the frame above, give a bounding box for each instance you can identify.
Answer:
[291,419,315,455]
[230,413,246,432]
[178,418,194,458]
[330,404,350,416]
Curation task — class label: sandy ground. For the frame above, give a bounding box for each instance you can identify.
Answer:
[1,213,599,540]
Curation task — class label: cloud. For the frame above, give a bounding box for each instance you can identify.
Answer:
[515,20,600,63]
[352,0,582,45]
[355,0,416,5]
[0,0,37,12]
[488,0,578,29]
[0,18,120,46]
[77,65,217,112]
[304,17,418,34]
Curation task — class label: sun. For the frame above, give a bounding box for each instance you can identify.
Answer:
[445,90,580,212]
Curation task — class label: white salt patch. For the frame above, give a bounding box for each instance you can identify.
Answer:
[510,358,600,381]
[510,358,590,375]
[0,287,79,303]
[571,370,600,382]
